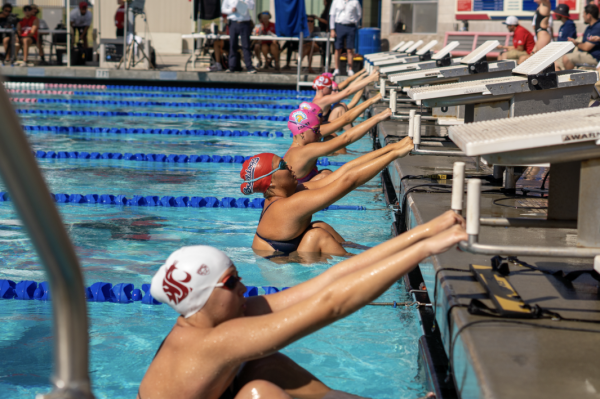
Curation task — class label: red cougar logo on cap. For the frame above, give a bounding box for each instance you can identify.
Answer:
[163,263,193,304]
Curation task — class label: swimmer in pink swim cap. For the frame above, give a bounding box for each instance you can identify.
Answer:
[283,102,391,183]
[139,210,463,398]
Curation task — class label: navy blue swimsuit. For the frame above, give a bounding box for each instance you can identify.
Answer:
[255,199,306,253]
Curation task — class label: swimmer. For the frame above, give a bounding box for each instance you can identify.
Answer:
[241,134,413,257]
[138,212,466,398]
[284,105,390,183]
[312,71,379,121]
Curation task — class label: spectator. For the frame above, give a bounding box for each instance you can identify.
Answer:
[16,5,38,66]
[115,0,125,37]
[518,0,552,63]
[330,0,361,77]
[70,1,92,48]
[30,4,48,65]
[497,16,535,61]
[221,0,256,74]
[1,3,18,64]
[253,11,279,70]
[311,0,332,32]
[554,4,577,42]
[557,4,600,70]
[207,14,230,72]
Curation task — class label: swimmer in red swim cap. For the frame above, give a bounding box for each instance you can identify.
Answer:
[239,136,414,257]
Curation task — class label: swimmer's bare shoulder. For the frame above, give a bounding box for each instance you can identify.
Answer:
[139,319,239,399]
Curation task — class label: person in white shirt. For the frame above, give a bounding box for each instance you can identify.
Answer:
[329,0,361,77]
[221,0,257,74]
[70,1,92,48]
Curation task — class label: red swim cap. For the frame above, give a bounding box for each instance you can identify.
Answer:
[313,75,332,90]
[240,153,276,195]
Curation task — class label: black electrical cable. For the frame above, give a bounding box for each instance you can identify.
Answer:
[540,170,550,190]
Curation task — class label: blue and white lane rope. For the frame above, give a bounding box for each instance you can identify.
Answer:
[16,109,288,121]
[0,281,405,307]
[35,98,297,110]
[31,150,346,167]
[0,192,366,210]
[70,91,314,101]
[0,279,285,304]
[24,125,289,137]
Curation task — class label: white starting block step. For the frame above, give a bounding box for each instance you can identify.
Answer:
[389,40,516,85]
[373,40,438,67]
[407,76,526,100]
[379,42,460,75]
[512,42,577,75]
[449,107,600,158]
[365,41,414,62]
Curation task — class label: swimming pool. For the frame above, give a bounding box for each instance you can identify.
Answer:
[0,84,427,399]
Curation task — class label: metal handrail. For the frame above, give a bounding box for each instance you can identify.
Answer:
[0,82,93,398]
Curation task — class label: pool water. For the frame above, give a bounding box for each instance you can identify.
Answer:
[0,86,427,399]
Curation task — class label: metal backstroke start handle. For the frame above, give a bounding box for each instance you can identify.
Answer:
[0,83,94,398]
[451,162,466,215]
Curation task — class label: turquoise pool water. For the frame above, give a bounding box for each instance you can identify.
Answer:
[0,87,427,399]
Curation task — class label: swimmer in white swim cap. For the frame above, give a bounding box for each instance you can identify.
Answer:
[139,218,466,399]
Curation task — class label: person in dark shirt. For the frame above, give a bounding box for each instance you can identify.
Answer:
[311,0,332,32]
[1,3,18,63]
[557,4,600,69]
[555,4,577,42]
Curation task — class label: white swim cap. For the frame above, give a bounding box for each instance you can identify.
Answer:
[150,246,234,318]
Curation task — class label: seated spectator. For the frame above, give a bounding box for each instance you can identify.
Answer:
[0,3,18,64]
[497,16,535,61]
[16,5,38,66]
[253,11,279,70]
[556,4,600,70]
[207,14,230,72]
[554,4,577,42]
[30,4,48,65]
[70,1,92,48]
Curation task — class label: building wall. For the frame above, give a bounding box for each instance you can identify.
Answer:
[94,0,193,52]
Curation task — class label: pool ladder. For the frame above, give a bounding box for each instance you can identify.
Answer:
[0,83,94,398]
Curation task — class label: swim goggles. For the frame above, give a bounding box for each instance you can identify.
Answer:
[216,274,242,290]
[243,159,288,183]
[289,121,321,136]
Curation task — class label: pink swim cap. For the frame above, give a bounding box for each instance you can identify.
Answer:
[288,109,321,136]
[332,82,339,90]
[299,102,323,118]
[322,72,333,78]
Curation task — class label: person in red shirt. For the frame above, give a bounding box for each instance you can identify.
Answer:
[115,0,125,37]
[16,5,39,65]
[253,11,280,70]
[497,16,535,61]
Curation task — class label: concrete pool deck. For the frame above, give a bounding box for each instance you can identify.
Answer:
[373,99,600,398]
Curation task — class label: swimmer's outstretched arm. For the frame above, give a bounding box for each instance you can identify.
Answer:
[247,210,464,315]
[299,108,391,161]
[346,88,365,110]
[337,68,367,91]
[320,93,381,137]
[214,225,467,362]
[319,71,379,108]
[289,132,411,218]
[302,136,411,190]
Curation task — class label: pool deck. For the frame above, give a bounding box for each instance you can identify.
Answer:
[0,61,320,88]
[372,98,600,398]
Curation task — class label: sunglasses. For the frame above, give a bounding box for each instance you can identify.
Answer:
[216,274,242,290]
[244,159,288,183]
[308,19,315,23]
